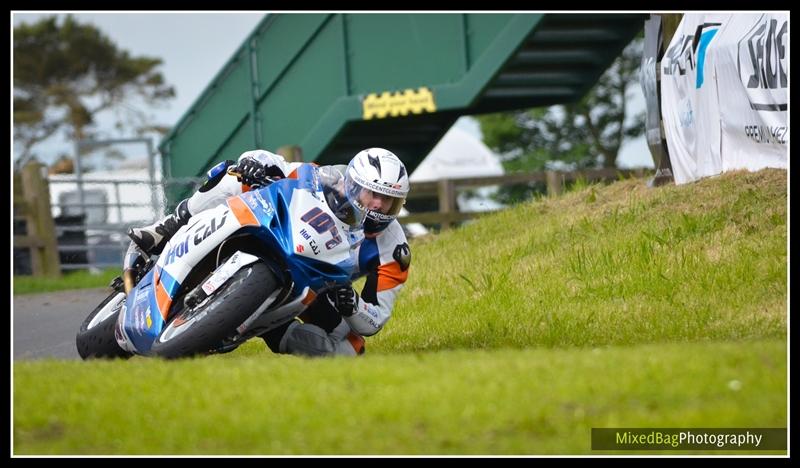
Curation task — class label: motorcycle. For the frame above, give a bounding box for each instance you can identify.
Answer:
[76,163,357,359]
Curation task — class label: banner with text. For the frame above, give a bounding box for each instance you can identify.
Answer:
[660,13,787,184]
[712,13,788,173]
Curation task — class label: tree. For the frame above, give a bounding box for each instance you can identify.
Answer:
[13,15,175,165]
[477,37,645,202]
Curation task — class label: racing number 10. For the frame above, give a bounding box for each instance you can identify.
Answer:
[300,207,342,249]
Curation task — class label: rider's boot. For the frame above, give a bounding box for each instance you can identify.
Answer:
[128,199,192,256]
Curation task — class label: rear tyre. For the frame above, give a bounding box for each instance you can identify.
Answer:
[149,261,277,359]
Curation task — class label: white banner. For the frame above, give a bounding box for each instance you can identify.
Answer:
[660,13,788,184]
[661,14,730,184]
[711,13,788,173]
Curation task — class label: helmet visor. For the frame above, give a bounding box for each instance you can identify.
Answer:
[324,185,366,228]
[345,175,406,216]
[355,189,405,217]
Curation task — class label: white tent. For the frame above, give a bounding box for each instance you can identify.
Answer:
[399,124,505,237]
[410,125,505,213]
[411,125,504,182]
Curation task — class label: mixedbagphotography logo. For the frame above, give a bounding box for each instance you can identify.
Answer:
[592,428,787,451]
[737,15,788,111]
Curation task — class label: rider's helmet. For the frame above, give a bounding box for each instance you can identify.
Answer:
[344,148,410,233]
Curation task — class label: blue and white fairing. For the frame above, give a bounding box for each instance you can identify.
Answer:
[115,164,356,354]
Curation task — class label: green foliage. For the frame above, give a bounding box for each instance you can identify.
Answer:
[14,269,120,295]
[478,38,645,204]
[13,15,175,162]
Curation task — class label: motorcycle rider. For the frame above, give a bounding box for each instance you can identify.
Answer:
[128,148,412,357]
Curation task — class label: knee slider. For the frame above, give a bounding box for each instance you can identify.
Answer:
[279,322,336,357]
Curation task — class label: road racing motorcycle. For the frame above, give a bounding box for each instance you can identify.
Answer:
[76,164,357,359]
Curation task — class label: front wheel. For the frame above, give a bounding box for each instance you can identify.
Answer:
[76,289,132,360]
[149,261,277,359]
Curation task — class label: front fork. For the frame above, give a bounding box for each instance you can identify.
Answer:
[122,241,149,294]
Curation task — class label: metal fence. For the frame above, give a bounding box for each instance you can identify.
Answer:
[48,176,204,270]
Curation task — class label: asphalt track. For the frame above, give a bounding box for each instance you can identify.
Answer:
[13,288,112,360]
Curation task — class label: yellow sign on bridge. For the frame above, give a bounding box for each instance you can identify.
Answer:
[362,87,437,120]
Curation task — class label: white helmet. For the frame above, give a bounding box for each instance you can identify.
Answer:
[345,148,410,233]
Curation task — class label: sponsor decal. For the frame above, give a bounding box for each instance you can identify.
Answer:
[694,23,721,89]
[164,211,227,266]
[663,34,696,77]
[362,86,436,120]
[253,191,275,215]
[352,173,406,198]
[192,212,228,246]
[301,207,343,250]
[130,289,147,327]
[132,289,150,330]
[373,179,403,190]
[679,98,694,128]
[743,125,788,144]
[737,16,787,111]
[362,315,380,329]
[663,22,721,89]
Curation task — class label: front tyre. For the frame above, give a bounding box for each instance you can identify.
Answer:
[76,290,132,360]
[149,261,277,359]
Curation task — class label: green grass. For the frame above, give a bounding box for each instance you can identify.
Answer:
[13,340,786,455]
[373,169,786,351]
[13,268,119,295]
[13,168,787,455]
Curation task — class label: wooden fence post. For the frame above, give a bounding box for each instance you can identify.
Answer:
[277,145,304,163]
[17,162,61,277]
[437,179,456,230]
[545,170,563,196]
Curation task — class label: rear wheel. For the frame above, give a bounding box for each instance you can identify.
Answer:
[76,289,132,360]
[149,261,277,359]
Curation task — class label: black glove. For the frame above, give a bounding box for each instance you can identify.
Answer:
[325,284,358,317]
[237,157,270,187]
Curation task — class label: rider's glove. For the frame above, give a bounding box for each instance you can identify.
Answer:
[325,284,358,317]
[237,157,283,187]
